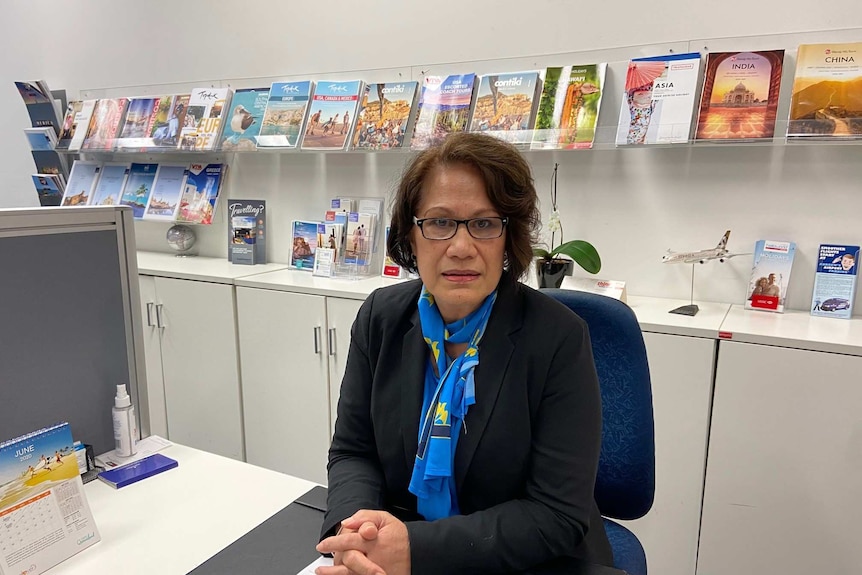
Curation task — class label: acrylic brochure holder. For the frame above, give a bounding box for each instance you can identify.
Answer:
[328,195,385,280]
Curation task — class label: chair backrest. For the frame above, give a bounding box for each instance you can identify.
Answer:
[542,289,655,520]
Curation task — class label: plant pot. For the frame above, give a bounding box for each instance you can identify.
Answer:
[536,259,571,289]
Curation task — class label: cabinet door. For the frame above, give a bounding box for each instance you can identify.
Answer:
[138,275,168,439]
[619,333,716,575]
[155,277,244,461]
[237,287,330,484]
[325,297,364,438]
[698,341,862,575]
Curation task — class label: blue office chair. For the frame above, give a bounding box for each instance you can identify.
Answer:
[541,289,656,575]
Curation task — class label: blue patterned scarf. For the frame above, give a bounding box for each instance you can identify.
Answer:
[408,286,498,520]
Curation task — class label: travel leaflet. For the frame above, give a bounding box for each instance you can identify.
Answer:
[82,98,129,150]
[143,164,188,221]
[532,65,605,150]
[31,174,64,207]
[412,74,477,150]
[227,200,266,264]
[344,212,375,267]
[745,240,797,313]
[616,52,702,145]
[89,162,130,206]
[149,94,190,148]
[220,88,269,151]
[14,81,61,135]
[31,150,68,181]
[352,82,419,150]
[811,244,859,319]
[301,80,363,150]
[258,81,313,148]
[120,163,159,219]
[67,100,96,151]
[471,71,542,146]
[24,127,57,151]
[56,100,82,150]
[291,220,319,270]
[179,88,232,151]
[787,42,862,139]
[61,161,101,206]
[176,163,226,225]
[696,50,785,140]
[117,97,162,148]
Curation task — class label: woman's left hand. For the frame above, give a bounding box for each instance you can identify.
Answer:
[317,509,410,575]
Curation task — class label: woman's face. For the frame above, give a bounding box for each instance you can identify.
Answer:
[631,88,653,108]
[411,163,506,323]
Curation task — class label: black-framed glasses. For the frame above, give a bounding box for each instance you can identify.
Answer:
[413,216,508,240]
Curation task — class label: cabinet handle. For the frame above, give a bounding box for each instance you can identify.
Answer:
[328,328,336,356]
[155,304,165,329]
[313,326,321,354]
[146,302,155,327]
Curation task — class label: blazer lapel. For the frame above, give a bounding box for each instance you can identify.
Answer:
[454,279,523,490]
[400,307,426,471]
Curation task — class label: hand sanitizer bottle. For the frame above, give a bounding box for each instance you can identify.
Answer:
[112,384,137,457]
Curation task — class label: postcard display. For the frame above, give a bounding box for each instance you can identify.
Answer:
[0,423,100,575]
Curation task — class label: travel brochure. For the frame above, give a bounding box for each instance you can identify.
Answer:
[696,50,785,140]
[616,52,702,145]
[745,240,797,313]
[228,200,267,265]
[533,65,605,149]
[811,244,859,319]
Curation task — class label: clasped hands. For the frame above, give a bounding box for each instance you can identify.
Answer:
[316,509,410,575]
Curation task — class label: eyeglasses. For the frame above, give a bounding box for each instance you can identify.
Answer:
[413,216,508,240]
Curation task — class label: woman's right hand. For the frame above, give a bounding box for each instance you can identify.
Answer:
[318,517,384,575]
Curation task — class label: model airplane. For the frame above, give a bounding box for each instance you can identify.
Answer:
[662,230,744,264]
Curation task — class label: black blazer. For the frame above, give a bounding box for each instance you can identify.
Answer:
[323,275,613,574]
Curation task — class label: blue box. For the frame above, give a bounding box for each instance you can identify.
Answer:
[98,453,178,488]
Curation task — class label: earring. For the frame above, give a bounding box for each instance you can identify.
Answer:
[503,251,509,269]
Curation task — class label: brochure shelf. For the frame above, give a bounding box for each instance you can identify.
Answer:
[43,26,856,162]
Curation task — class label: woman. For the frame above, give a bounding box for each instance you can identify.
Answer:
[317,132,611,575]
[625,83,656,145]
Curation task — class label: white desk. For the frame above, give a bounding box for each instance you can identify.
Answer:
[53,444,316,575]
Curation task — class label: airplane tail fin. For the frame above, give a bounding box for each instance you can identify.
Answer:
[716,230,730,250]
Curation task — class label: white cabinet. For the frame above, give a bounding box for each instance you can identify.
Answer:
[325,297,364,437]
[139,275,167,439]
[138,275,244,461]
[236,287,331,484]
[697,341,862,575]
[620,332,717,575]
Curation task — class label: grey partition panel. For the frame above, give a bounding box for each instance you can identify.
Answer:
[0,228,132,455]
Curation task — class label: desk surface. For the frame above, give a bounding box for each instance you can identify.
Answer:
[52,444,625,575]
[52,444,316,575]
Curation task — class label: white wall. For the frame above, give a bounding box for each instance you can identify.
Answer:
[1,1,861,311]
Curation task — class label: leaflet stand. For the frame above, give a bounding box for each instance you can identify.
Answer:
[331,260,374,281]
[326,195,385,280]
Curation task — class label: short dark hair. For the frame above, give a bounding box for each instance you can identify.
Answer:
[387,132,541,282]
